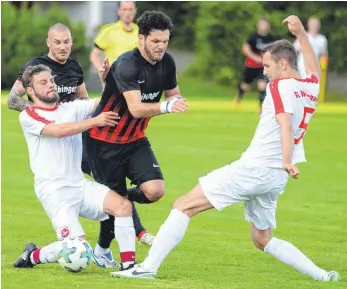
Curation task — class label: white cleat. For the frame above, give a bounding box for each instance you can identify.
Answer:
[92,250,120,268]
[322,271,341,282]
[110,263,156,280]
[138,231,155,246]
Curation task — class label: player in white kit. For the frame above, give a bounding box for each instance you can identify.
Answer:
[294,16,328,78]
[111,16,340,281]
[13,64,137,271]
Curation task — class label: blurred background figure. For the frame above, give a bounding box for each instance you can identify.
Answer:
[90,1,138,84]
[233,17,276,109]
[294,16,328,78]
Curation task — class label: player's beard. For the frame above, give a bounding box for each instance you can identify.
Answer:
[144,41,164,63]
[36,90,60,104]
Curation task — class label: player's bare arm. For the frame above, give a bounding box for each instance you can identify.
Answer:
[75,82,89,100]
[164,85,186,101]
[276,112,299,179]
[7,80,33,111]
[283,15,321,78]
[242,43,262,63]
[90,46,104,73]
[41,111,119,138]
[98,59,110,90]
[124,90,188,118]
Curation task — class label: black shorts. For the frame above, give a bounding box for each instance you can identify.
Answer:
[242,67,268,84]
[85,135,163,196]
[81,132,92,176]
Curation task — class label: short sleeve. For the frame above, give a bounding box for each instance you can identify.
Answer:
[321,35,328,51]
[18,58,40,81]
[94,25,111,51]
[19,110,51,136]
[246,34,256,46]
[69,99,97,121]
[113,60,140,93]
[164,54,178,90]
[269,80,294,115]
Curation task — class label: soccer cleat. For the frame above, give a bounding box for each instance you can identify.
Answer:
[110,263,156,280]
[13,243,37,268]
[92,250,120,268]
[323,271,341,282]
[138,231,155,246]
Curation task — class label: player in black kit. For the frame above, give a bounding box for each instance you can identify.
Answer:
[7,23,152,268]
[233,17,276,108]
[7,23,88,110]
[85,10,189,270]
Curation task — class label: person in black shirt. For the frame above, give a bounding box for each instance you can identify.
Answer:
[85,10,189,271]
[233,17,275,108]
[7,23,88,111]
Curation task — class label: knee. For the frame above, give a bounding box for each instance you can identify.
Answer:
[241,82,250,91]
[251,228,272,251]
[141,181,165,202]
[257,81,267,91]
[173,195,194,218]
[105,197,132,218]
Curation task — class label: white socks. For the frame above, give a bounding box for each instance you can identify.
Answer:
[94,243,109,258]
[264,237,327,280]
[114,216,136,268]
[30,241,62,264]
[142,209,191,272]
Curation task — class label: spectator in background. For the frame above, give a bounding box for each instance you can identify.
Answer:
[294,16,328,78]
[90,1,138,84]
[233,17,276,109]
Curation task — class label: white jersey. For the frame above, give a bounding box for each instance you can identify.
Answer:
[241,74,319,168]
[294,34,327,77]
[19,100,96,191]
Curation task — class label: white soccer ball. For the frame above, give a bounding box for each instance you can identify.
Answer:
[57,237,93,273]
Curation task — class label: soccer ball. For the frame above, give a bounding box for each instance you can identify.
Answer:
[57,237,93,273]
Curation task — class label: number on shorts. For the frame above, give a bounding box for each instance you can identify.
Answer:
[294,106,315,144]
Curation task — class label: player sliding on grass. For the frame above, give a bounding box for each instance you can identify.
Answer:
[111,15,340,282]
[13,64,137,271]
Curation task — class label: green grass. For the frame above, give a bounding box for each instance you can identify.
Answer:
[1,83,347,289]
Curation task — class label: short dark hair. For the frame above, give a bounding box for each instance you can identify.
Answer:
[262,39,297,69]
[48,23,71,34]
[22,64,52,89]
[137,10,173,37]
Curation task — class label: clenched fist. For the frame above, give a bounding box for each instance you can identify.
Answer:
[282,15,306,37]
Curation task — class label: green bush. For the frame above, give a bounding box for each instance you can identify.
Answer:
[1,2,91,89]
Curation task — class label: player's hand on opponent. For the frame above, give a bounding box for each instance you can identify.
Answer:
[282,15,305,37]
[93,111,120,127]
[283,163,300,179]
[99,58,110,81]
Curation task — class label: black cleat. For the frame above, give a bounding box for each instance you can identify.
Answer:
[120,262,137,271]
[13,243,37,268]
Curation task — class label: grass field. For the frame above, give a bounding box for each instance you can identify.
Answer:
[1,80,347,289]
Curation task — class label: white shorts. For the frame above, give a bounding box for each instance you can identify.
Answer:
[35,179,110,240]
[199,159,289,230]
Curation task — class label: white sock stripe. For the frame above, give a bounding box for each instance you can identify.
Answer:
[114,216,134,227]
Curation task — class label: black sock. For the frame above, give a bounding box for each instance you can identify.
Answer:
[97,216,115,249]
[132,202,146,237]
[127,187,154,204]
[238,83,245,98]
[259,91,266,104]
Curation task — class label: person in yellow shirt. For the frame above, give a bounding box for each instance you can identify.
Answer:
[90,1,138,80]
[90,1,155,247]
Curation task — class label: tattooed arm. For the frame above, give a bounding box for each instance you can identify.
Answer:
[7,80,33,112]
